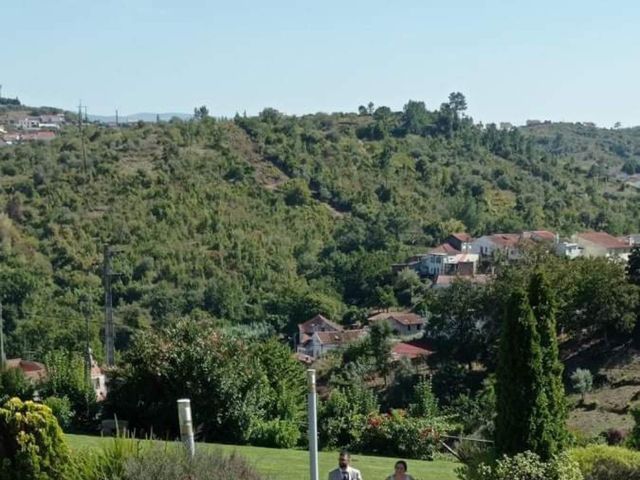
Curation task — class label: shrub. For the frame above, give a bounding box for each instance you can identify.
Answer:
[458,450,582,480]
[43,396,73,431]
[69,435,142,480]
[358,409,450,460]
[570,445,640,480]
[571,369,593,403]
[122,445,265,480]
[0,397,71,480]
[601,428,626,446]
[250,418,300,448]
[0,367,34,403]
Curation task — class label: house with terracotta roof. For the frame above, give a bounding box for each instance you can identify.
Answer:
[4,358,47,383]
[297,314,343,345]
[391,340,433,363]
[298,329,368,359]
[471,230,557,261]
[368,311,425,336]
[419,243,479,277]
[572,231,632,261]
[445,233,473,252]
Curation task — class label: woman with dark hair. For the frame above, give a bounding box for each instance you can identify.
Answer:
[386,460,413,480]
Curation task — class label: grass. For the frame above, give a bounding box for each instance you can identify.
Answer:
[66,434,459,480]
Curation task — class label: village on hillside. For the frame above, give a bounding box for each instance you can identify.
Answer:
[292,229,640,367]
[0,109,65,145]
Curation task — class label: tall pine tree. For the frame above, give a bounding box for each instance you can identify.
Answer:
[528,269,568,458]
[495,288,551,458]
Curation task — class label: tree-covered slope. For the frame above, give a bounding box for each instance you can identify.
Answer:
[0,95,639,359]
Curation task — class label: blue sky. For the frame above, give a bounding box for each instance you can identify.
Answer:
[3,1,639,126]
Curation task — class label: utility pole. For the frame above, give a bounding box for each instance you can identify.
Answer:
[115,109,119,127]
[103,245,116,367]
[78,101,88,179]
[82,300,91,386]
[0,301,6,369]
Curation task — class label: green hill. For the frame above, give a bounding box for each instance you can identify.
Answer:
[0,96,639,358]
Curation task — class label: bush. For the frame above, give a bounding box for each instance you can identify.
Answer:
[43,396,73,431]
[570,445,640,480]
[69,435,141,480]
[122,445,265,480]
[0,397,71,480]
[601,428,626,446]
[250,418,300,448]
[0,367,34,403]
[358,409,450,460]
[458,450,582,480]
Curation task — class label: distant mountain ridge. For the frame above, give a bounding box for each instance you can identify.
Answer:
[87,112,193,123]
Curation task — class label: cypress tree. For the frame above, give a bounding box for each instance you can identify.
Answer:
[495,288,551,458]
[529,269,568,458]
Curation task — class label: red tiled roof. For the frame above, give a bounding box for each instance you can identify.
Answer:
[429,243,461,254]
[450,232,472,242]
[314,329,367,345]
[388,313,424,326]
[527,230,556,242]
[298,314,343,336]
[487,233,521,247]
[5,358,47,382]
[21,131,56,141]
[368,310,410,322]
[577,231,631,250]
[391,342,433,360]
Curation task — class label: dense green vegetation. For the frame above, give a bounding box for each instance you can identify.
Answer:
[1,95,640,361]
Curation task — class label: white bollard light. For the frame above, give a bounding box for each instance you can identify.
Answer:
[307,369,319,480]
[177,398,195,458]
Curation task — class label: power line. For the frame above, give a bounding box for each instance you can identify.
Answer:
[103,245,115,366]
[103,245,123,367]
[78,101,88,178]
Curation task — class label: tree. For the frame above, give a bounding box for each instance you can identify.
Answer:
[528,269,568,455]
[495,288,552,459]
[570,368,593,403]
[408,379,438,418]
[628,246,640,286]
[369,322,393,385]
[448,92,467,114]
[402,100,430,135]
[193,105,209,120]
[367,101,375,115]
[428,279,490,369]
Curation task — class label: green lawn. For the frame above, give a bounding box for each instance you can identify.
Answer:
[66,434,459,480]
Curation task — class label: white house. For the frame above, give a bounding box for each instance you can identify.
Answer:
[297,314,343,346]
[555,242,584,259]
[572,231,632,261]
[419,245,479,277]
[619,234,640,247]
[299,329,368,359]
[368,311,425,336]
[471,231,556,260]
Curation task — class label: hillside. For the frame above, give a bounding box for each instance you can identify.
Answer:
[0,96,639,361]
